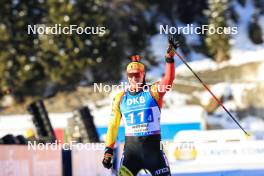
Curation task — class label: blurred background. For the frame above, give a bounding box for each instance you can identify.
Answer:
[0,0,264,176]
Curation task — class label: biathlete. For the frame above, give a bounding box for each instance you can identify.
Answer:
[102,40,178,176]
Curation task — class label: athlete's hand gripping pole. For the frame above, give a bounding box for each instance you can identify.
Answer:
[102,147,114,169]
[166,35,180,59]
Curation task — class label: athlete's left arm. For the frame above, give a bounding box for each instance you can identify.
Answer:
[158,55,175,97]
[150,51,175,108]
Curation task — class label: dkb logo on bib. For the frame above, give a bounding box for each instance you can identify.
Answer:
[127,96,145,106]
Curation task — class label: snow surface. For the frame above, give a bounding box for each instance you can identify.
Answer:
[194,82,257,109]
[175,48,264,77]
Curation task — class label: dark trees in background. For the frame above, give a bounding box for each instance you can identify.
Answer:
[0,0,156,99]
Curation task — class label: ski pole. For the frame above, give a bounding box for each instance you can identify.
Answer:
[168,36,250,136]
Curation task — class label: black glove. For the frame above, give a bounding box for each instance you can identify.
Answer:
[166,35,180,62]
[102,147,114,169]
[168,34,180,52]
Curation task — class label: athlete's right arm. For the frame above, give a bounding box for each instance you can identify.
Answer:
[105,91,124,149]
[103,92,124,169]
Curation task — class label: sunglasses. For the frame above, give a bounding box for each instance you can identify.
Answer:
[127,72,141,78]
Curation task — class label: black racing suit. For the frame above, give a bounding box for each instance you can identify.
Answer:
[119,134,171,176]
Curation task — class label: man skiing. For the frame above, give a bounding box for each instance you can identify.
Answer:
[102,39,178,176]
